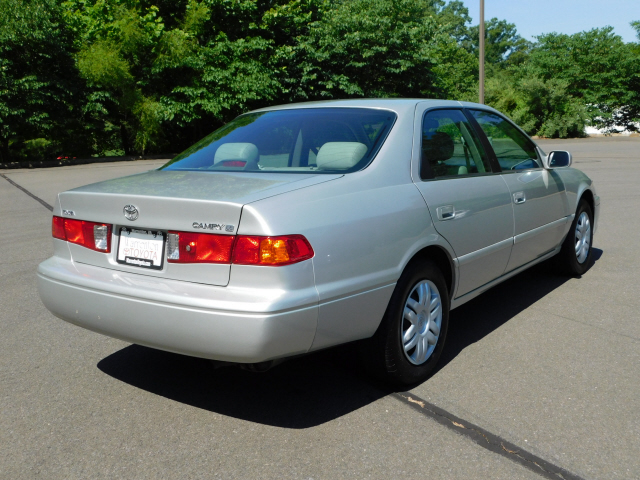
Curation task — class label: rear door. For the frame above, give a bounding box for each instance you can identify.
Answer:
[412,106,514,298]
[467,109,570,272]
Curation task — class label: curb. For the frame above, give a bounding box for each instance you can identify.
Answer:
[0,154,176,170]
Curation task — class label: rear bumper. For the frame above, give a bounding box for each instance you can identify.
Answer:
[37,257,318,363]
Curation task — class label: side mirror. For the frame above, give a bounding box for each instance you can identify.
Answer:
[544,150,572,169]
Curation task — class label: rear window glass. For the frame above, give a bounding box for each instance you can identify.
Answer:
[161,108,396,173]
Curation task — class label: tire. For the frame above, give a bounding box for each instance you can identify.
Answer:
[557,200,594,276]
[362,259,449,386]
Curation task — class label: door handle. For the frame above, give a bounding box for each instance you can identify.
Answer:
[436,205,456,221]
[513,192,526,204]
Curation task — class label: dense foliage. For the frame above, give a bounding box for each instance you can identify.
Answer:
[1,0,639,161]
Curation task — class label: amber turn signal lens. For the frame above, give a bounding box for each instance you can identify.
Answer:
[232,235,314,266]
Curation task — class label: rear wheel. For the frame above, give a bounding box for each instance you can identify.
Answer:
[557,201,594,276]
[363,260,449,386]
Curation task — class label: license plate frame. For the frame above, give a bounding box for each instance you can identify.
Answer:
[116,227,165,270]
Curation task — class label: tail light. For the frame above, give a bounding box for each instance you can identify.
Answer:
[232,235,314,266]
[167,232,314,266]
[167,231,234,264]
[52,218,314,267]
[52,216,112,252]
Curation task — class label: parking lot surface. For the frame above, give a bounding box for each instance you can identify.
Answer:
[1,138,638,479]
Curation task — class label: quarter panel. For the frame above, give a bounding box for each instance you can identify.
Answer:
[228,261,319,312]
[239,173,450,347]
[310,284,395,351]
[241,181,433,300]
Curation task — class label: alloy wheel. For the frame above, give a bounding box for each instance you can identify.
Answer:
[401,280,443,365]
[575,211,591,264]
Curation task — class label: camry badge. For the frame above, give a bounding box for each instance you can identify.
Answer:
[192,222,234,232]
[123,204,139,221]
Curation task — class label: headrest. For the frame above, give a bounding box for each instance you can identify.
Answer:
[214,143,259,164]
[422,132,454,162]
[316,142,367,170]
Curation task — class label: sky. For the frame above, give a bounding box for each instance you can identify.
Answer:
[460,0,640,43]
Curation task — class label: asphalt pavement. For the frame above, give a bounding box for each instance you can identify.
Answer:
[1,137,638,479]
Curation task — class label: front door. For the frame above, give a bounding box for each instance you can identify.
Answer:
[413,106,514,298]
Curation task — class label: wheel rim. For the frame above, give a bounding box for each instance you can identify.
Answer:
[401,280,443,365]
[574,211,591,264]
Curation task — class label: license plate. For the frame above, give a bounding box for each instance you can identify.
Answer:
[117,227,165,269]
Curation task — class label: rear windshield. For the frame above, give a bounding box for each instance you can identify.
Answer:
[161,108,396,173]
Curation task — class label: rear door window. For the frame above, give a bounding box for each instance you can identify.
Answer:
[421,109,493,180]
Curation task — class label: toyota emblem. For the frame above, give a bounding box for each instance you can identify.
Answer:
[123,204,139,221]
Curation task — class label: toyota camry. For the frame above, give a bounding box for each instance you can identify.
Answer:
[37,99,600,385]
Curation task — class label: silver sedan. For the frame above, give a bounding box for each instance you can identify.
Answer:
[37,99,600,385]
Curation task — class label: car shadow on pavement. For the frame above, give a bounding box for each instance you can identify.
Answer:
[98,249,602,429]
[98,341,388,429]
[434,248,603,374]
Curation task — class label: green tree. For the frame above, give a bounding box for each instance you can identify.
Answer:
[632,20,640,41]
[67,0,328,154]
[156,0,327,149]
[66,0,173,154]
[631,21,640,57]
[0,0,83,162]
[526,28,640,132]
[291,0,477,101]
[486,71,586,138]
[154,0,478,147]
[462,18,531,67]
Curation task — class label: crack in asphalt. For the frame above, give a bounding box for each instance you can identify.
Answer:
[393,392,587,480]
[0,173,53,211]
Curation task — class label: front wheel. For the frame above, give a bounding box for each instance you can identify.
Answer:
[362,260,450,386]
[557,201,594,276]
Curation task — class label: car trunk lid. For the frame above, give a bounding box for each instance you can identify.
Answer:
[57,170,340,286]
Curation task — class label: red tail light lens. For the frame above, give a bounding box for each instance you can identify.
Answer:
[232,235,314,266]
[52,216,66,240]
[52,216,112,252]
[167,231,235,264]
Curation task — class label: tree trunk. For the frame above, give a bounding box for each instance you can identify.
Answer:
[0,136,10,164]
[120,123,133,156]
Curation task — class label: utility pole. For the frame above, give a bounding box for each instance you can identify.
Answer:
[479,0,485,104]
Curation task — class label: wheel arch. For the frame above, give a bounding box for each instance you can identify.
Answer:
[405,245,455,300]
[578,187,595,214]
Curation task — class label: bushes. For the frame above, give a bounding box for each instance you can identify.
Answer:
[486,73,587,138]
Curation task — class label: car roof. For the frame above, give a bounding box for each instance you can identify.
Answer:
[248,99,500,116]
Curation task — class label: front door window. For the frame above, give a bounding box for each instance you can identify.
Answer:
[468,110,541,171]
